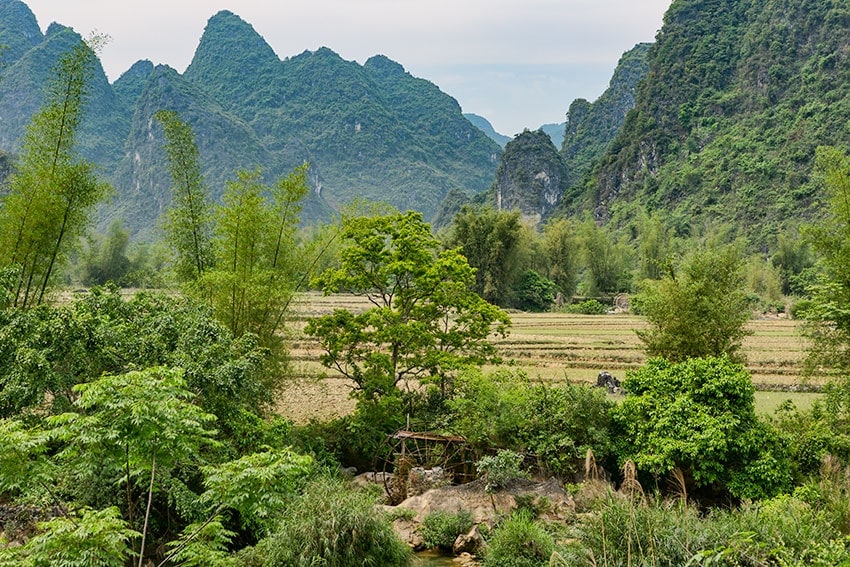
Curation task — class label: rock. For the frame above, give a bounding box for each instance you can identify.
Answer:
[596,371,621,394]
[407,466,450,496]
[394,477,575,527]
[352,471,394,500]
[454,552,481,566]
[352,471,393,487]
[391,517,424,550]
[453,524,486,555]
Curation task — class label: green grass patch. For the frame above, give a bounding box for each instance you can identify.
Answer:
[754,391,823,416]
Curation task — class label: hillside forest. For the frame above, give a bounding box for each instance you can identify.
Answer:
[2,0,850,565]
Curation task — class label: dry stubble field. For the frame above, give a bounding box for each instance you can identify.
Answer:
[281,292,818,423]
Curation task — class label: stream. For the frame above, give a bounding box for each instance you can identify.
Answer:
[413,549,456,566]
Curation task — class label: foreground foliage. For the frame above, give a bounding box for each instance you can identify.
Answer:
[561,489,850,567]
[484,511,554,567]
[258,476,411,566]
[0,286,273,435]
[615,356,791,501]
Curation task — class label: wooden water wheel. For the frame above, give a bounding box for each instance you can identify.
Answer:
[374,430,475,504]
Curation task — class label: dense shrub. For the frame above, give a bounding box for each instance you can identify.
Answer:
[0,286,272,441]
[420,509,474,550]
[561,299,608,314]
[259,476,411,566]
[446,369,616,476]
[769,400,850,479]
[476,450,529,491]
[614,356,792,501]
[515,270,558,312]
[484,511,554,567]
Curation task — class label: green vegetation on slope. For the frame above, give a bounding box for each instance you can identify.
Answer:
[584,0,850,248]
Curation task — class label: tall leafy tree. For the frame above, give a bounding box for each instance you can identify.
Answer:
[635,210,678,281]
[542,218,580,299]
[50,367,218,563]
[802,146,850,379]
[306,211,510,400]
[155,109,214,282]
[81,220,133,286]
[578,220,633,296]
[0,38,110,307]
[635,245,751,362]
[198,165,309,352]
[449,205,524,306]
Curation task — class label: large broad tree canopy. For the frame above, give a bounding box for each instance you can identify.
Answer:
[306,211,510,399]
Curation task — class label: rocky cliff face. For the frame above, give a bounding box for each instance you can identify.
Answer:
[581,0,850,245]
[437,42,651,226]
[561,43,651,189]
[490,129,568,224]
[0,0,40,64]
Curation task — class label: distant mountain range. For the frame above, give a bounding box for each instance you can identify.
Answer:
[6,0,836,251]
[0,1,504,236]
[464,114,566,149]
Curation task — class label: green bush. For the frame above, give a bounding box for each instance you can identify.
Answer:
[446,369,616,477]
[515,270,558,312]
[260,476,411,566]
[477,450,529,492]
[420,509,474,550]
[484,511,554,567]
[561,299,608,314]
[615,356,792,501]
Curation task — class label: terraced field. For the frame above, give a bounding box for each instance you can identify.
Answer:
[281,293,817,422]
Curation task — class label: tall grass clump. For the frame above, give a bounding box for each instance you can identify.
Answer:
[793,455,850,535]
[560,491,706,567]
[560,484,850,566]
[483,510,554,567]
[259,476,411,566]
[698,494,850,565]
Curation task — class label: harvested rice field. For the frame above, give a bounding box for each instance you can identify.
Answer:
[281,293,819,422]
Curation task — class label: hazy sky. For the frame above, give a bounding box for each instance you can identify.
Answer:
[23,0,671,135]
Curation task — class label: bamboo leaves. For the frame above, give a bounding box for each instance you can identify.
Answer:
[0,39,110,307]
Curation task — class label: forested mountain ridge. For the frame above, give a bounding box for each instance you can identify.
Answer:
[572,0,850,246]
[561,43,651,188]
[490,129,568,222]
[0,2,502,235]
[464,43,650,226]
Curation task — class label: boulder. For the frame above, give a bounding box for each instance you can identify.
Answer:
[407,466,450,496]
[595,371,622,394]
[453,524,487,555]
[389,477,575,547]
[453,552,481,566]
